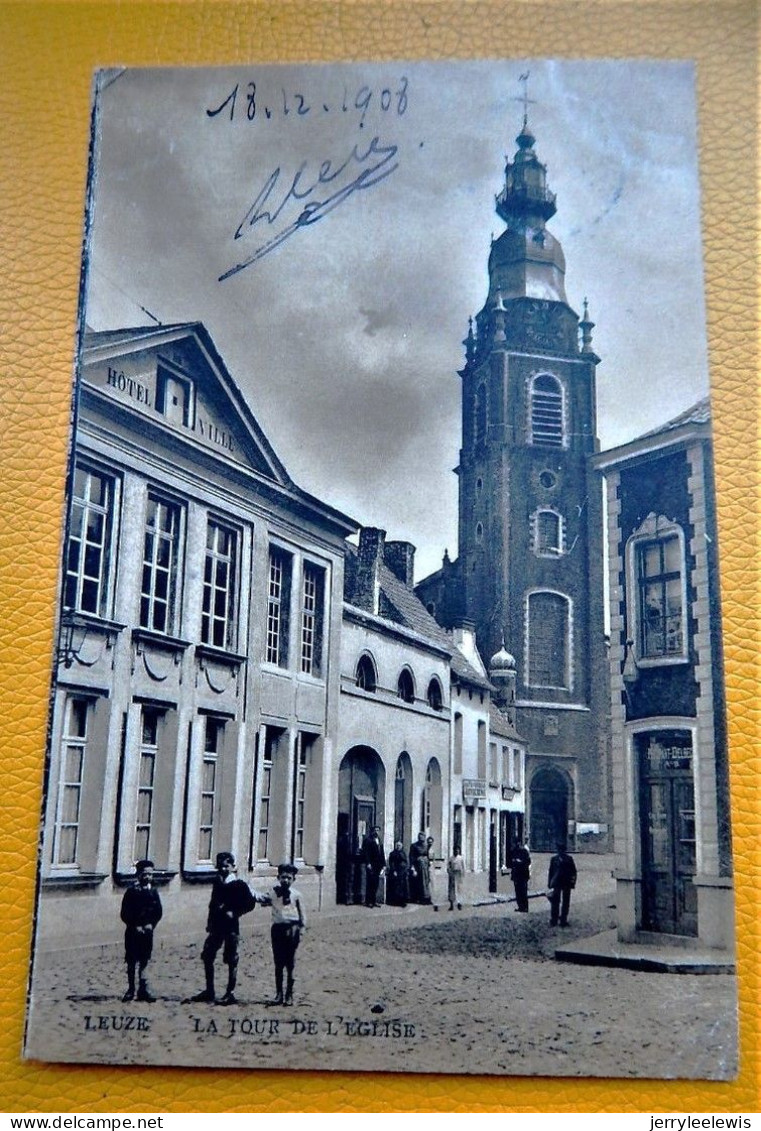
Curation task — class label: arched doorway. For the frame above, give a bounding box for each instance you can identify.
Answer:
[336,746,385,904]
[422,757,443,856]
[529,766,571,851]
[394,752,413,851]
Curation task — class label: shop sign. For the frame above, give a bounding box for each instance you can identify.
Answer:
[462,778,487,799]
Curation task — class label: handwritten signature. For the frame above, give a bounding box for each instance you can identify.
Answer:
[219,135,399,280]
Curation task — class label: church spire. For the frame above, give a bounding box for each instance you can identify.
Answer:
[483,82,567,309]
[495,111,557,229]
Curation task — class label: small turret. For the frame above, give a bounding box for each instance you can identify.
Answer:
[489,637,517,717]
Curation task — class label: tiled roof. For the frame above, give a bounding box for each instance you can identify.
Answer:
[632,396,711,442]
[379,564,493,690]
[344,543,493,691]
[489,702,524,742]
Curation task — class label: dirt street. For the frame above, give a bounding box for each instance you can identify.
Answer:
[25,863,737,1081]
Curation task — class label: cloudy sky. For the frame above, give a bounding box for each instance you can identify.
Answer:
[84,59,708,579]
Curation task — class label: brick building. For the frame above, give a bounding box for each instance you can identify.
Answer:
[416,114,609,851]
[594,399,733,951]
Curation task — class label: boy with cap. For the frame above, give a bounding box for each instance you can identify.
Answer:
[266,863,306,1006]
[120,859,163,1003]
[191,851,258,1006]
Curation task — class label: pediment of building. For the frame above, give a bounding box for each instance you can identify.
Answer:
[81,324,289,484]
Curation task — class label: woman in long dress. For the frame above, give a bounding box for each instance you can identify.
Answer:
[386,841,410,907]
[409,832,431,904]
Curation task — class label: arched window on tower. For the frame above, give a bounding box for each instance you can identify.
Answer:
[525,591,572,690]
[474,383,487,446]
[355,654,377,693]
[532,507,564,556]
[529,374,565,447]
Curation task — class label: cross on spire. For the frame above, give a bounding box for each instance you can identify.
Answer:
[514,71,536,127]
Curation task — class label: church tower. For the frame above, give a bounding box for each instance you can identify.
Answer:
[417,104,610,852]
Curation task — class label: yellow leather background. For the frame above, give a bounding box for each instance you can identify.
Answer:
[1,0,758,1114]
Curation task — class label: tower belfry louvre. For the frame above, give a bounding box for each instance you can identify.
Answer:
[416,101,610,852]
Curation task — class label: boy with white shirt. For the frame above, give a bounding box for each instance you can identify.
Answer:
[266,863,306,1006]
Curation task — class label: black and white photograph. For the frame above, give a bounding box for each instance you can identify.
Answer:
[23,58,738,1079]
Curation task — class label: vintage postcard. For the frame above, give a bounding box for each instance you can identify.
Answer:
[23,59,738,1078]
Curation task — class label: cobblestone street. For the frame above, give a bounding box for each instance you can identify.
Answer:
[25,858,738,1080]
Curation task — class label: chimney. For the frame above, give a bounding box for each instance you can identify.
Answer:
[353,527,386,613]
[451,619,487,678]
[384,540,416,588]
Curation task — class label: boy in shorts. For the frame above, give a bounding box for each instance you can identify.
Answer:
[120,858,163,1003]
[267,863,306,1006]
[191,851,258,1005]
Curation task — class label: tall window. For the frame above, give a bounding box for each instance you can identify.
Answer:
[202,521,238,649]
[477,720,487,778]
[257,728,279,862]
[638,535,684,658]
[64,466,114,615]
[293,734,315,861]
[502,745,511,785]
[527,591,571,689]
[300,563,325,676]
[141,496,182,634]
[530,374,564,447]
[474,383,487,445]
[53,697,89,866]
[533,508,563,556]
[453,712,463,775]
[135,708,160,860]
[199,716,224,863]
[266,548,292,666]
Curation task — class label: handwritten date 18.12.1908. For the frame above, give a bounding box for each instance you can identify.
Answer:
[207,77,408,128]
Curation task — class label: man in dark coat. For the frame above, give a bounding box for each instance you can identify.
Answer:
[120,859,163,1003]
[191,851,258,1005]
[547,842,577,927]
[510,839,532,912]
[361,826,386,907]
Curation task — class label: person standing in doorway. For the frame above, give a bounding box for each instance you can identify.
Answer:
[510,838,532,912]
[409,832,431,904]
[361,825,386,907]
[547,842,577,927]
[386,841,410,907]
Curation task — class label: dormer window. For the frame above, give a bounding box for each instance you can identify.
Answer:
[157,367,193,427]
